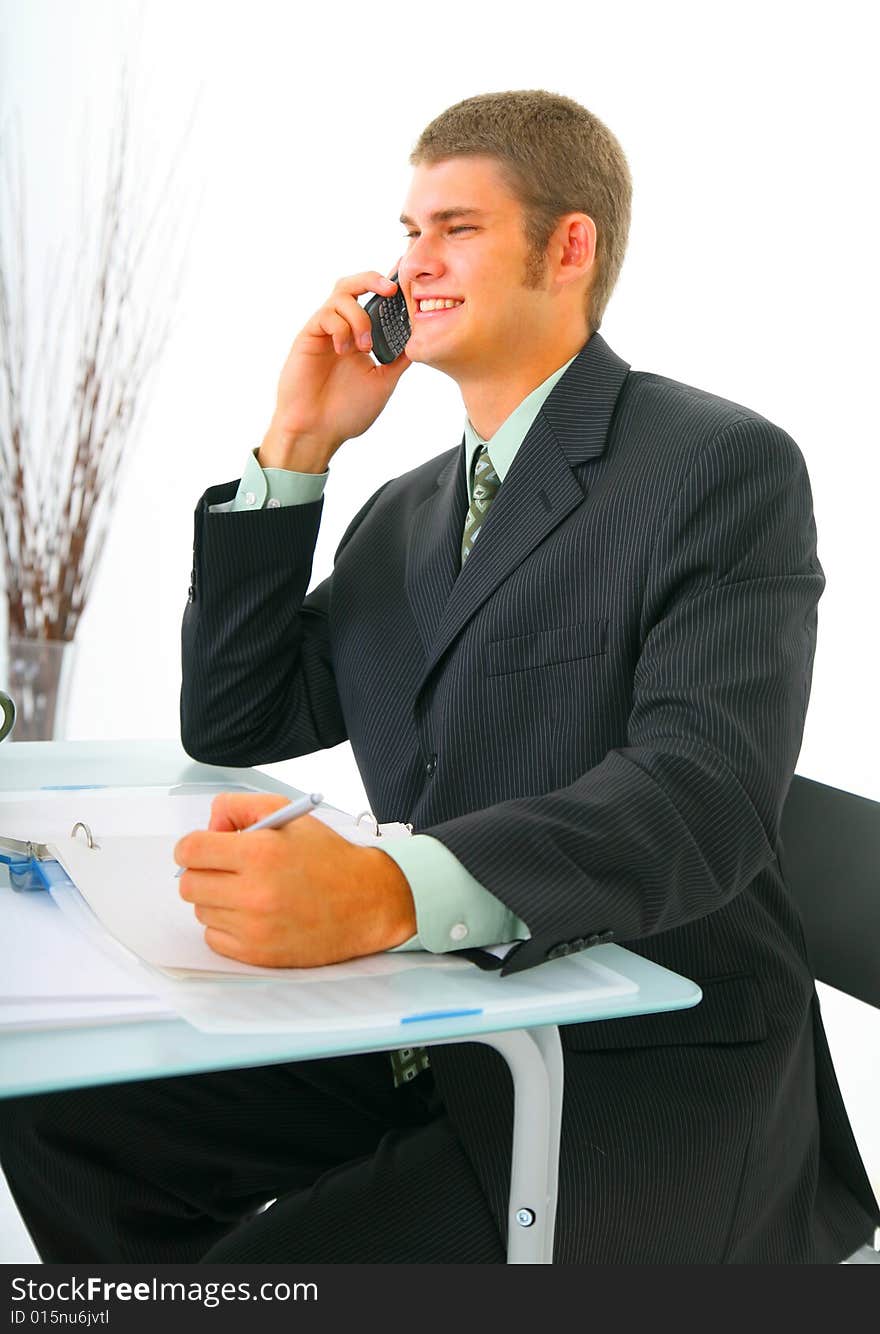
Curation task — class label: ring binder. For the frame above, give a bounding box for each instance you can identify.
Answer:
[3,790,414,914]
[1,833,59,892]
[354,812,414,838]
[71,821,99,850]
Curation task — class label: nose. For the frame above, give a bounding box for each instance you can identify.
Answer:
[398,234,446,292]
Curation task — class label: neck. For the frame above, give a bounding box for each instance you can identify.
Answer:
[458,330,590,439]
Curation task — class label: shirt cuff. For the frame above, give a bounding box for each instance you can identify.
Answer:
[380,834,530,954]
[208,448,329,513]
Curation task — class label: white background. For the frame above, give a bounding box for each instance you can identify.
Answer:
[1,0,877,1261]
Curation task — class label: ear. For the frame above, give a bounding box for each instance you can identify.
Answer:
[552,213,597,289]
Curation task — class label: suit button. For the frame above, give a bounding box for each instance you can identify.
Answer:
[548,942,571,960]
[425,754,437,776]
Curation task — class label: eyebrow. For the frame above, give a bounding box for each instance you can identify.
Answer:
[399,207,490,227]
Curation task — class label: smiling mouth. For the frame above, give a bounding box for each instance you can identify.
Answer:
[413,299,465,320]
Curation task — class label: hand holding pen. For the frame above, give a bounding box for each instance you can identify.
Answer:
[174,792,322,877]
[173,789,416,968]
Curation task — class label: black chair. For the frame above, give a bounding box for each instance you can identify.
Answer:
[779,774,880,1262]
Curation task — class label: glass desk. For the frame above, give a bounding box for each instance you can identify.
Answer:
[0,740,702,1263]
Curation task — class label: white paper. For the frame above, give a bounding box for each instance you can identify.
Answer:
[0,878,160,1000]
[0,784,260,846]
[0,877,173,1028]
[52,834,427,979]
[1,786,409,864]
[149,951,639,1034]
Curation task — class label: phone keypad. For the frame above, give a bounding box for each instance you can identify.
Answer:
[364,277,411,364]
[379,296,410,354]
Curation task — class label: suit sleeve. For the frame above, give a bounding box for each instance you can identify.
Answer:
[180,480,388,766]
[422,416,826,974]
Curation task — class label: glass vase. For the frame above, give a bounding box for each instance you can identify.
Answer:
[2,636,77,741]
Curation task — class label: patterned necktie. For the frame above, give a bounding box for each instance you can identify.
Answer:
[391,447,503,1090]
[461,446,501,566]
[389,1045,432,1088]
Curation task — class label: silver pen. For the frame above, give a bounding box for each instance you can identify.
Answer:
[175,791,323,877]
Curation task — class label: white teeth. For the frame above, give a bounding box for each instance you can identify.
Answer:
[418,298,463,312]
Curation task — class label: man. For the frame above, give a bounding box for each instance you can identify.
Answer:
[2,90,877,1264]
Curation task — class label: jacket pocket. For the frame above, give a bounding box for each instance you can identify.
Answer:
[561,973,767,1052]
[484,618,608,678]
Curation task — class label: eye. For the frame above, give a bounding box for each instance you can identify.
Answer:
[402,226,477,239]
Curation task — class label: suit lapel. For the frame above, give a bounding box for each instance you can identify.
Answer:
[405,446,468,654]
[409,332,631,696]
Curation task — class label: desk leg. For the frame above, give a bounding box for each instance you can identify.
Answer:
[434,1026,563,1265]
[528,1025,564,1263]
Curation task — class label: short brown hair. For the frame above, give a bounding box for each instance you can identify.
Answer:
[410,90,632,333]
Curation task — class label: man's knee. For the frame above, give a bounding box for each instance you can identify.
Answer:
[0,1092,58,1161]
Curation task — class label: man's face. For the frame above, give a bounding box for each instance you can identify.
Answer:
[397,156,550,378]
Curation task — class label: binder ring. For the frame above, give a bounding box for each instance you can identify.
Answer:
[70,821,99,850]
[354,810,380,837]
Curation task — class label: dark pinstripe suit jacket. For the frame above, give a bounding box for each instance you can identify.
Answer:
[181,332,879,1262]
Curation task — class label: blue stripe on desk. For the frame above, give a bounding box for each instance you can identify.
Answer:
[40,785,108,790]
[401,1008,483,1023]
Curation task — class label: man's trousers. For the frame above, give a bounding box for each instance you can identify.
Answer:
[0,1051,505,1263]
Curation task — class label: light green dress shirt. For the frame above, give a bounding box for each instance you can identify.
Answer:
[210,353,577,952]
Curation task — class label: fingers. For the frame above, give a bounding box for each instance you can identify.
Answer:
[176,819,316,901]
[334,271,398,299]
[202,927,248,962]
[174,791,288,870]
[174,828,248,876]
[197,899,299,966]
[177,866,243,908]
[202,927,279,969]
[193,904,289,967]
[306,272,398,356]
[328,293,375,356]
[176,806,329,881]
[208,790,288,833]
[191,902,241,932]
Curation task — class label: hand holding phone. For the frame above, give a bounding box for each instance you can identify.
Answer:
[363,272,412,364]
[259,270,411,471]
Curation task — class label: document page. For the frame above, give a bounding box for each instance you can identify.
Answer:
[0,875,172,1028]
[0,785,258,846]
[52,833,422,978]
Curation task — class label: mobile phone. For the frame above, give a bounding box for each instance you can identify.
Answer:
[363,273,411,364]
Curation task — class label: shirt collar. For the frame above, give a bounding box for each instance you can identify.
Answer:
[463,352,579,493]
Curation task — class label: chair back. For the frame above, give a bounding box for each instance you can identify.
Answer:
[779,775,880,1010]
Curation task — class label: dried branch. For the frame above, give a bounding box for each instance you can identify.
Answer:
[0,79,196,645]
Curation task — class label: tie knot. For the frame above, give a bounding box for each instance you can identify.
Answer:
[472,447,500,497]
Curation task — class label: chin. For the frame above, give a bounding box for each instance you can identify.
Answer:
[403,336,428,365]
[405,332,471,376]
